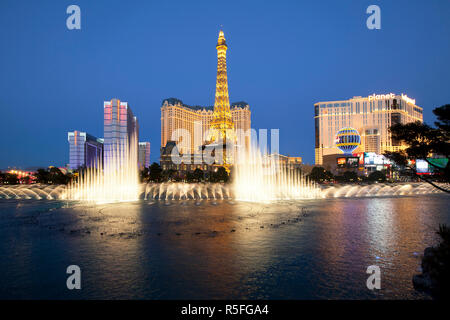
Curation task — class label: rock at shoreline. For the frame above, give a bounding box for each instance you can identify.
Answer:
[413,273,434,293]
[413,229,450,300]
[413,247,438,295]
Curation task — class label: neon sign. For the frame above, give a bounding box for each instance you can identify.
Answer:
[401,94,416,105]
[367,93,416,105]
[368,93,395,101]
[337,158,346,167]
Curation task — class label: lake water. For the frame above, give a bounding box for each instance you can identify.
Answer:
[0,193,449,299]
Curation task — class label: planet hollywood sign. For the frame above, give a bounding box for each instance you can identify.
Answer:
[367,93,416,105]
[368,93,395,101]
[401,94,416,105]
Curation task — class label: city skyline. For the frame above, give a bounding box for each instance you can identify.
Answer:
[0,1,449,304]
[1,0,450,169]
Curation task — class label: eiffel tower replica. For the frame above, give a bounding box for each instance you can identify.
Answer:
[208,30,236,172]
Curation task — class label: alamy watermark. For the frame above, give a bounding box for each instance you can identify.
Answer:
[66,265,81,290]
[366,5,381,30]
[66,5,81,30]
[167,126,280,166]
[366,265,381,290]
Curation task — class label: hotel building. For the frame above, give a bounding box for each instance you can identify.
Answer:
[138,142,151,170]
[160,98,251,155]
[104,99,139,165]
[314,93,423,165]
[67,131,104,170]
[160,30,252,172]
[266,154,303,169]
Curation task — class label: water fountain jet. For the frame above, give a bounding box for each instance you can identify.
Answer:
[63,135,140,203]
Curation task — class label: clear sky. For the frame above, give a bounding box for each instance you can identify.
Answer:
[1,0,449,169]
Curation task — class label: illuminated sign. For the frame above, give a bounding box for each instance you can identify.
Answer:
[368,93,395,101]
[416,159,429,173]
[353,152,365,165]
[366,93,416,105]
[347,157,359,168]
[337,157,360,168]
[373,155,385,165]
[401,94,416,105]
[337,158,346,167]
[364,152,390,165]
[428,158,449,172]
[364,152,376,165]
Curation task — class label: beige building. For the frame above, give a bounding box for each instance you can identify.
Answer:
[314,93,423,165]
[161,98,251,155]
[266,154,303,169]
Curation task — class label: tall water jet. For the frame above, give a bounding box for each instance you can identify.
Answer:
[64,134,140,203]
[233,146,321,202]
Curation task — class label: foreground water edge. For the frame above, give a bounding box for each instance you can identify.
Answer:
[0,193,448,299]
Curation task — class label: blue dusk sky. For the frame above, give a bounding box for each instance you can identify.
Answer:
[0,0,449,169]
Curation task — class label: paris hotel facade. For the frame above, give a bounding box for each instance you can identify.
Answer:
[314,93,423,165]
[160,98,251,157]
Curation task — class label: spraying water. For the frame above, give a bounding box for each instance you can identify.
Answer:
[0,140,446,202]
[0,182,445,201]
[232,146,321,201]
[63,135,140,203]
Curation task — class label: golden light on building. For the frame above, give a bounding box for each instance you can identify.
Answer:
[209,31,235,139]
[160,30,251,169]
[208,30,236,169]
[160,100,250,157]
[314,93,423,165]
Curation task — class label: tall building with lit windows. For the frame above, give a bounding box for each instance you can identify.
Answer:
[104,99,139,166]
[314,93,423,165]
[138,142,151,170]
[67,131,103,170]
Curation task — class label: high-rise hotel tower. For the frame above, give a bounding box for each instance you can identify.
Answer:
[67,131,104,170]
[138,142,151,170]
[314,93,423,165]
[160,31,251,160]
[67,99,146,171]
[104,99,139,166]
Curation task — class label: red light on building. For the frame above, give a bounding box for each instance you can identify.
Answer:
[353,152,365,165]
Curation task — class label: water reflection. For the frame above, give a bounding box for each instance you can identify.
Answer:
[0,194,448,299]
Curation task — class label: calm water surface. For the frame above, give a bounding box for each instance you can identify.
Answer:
[0,194,449,299]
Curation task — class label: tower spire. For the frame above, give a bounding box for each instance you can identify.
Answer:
[210,29,235,168]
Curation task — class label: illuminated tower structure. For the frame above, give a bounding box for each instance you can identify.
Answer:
[209,30,235,169]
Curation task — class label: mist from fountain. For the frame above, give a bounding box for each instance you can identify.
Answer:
[320,182,445,198]
[232,146,321,201]
[62,135,140,203]
[0,182,446,201]
[0,184,66,200]
[144,182,230,200]
[0,137,447,202]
